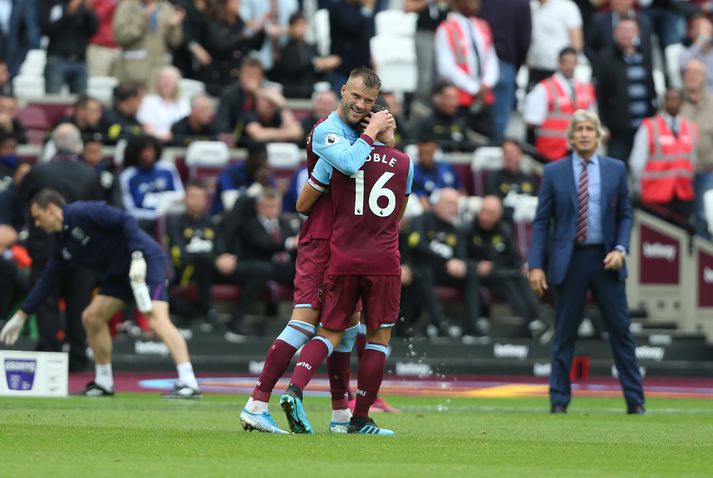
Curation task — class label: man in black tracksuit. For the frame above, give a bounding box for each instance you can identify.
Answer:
[407,188,483,338]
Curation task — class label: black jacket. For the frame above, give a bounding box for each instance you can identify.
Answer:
[595,45,657,133]
[167,212,223,268]
[407,212,467,269]
[39,0,98,59]
[585,11,652,66]
[240,215,299,263]
[328,1,374,77]
[464,220,521,269]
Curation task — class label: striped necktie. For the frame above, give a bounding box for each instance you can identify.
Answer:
[576,160,589,243]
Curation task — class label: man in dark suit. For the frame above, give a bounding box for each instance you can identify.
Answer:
[527,110,645,415]
[584,0,653,66]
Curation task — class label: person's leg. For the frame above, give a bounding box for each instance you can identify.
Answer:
[327,313,360,425]
[0,258,19,318]
[81,294,126,392]
[590,264,645,409]
[491,61,517,144]
[227,260,271,335]
[694,172,713,239]
[64,265,94,371]
[412,265,443,333]
[67,60,88,95]
[459,263,484,336]
[414,30,436,102]
[43,56,65,94]
[353,327,392,421]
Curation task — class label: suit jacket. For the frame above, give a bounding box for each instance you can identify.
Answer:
[1,0,41,77]
[527,155,632,285]
[240,215,299,263]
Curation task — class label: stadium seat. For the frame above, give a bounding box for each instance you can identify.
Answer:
[471,146,504,196]
[16,106,50,144]
[179,79,206,100]
[664,43,684,90]
[370,35,417,93]
[185,141,230,180]
[18,49,46,77]
[266,142,301,169]
[313,9,331,57]
[12,76,45,99]
[375,9,417,37]
[87,76,119,104]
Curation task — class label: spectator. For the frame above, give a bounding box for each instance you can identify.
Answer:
[212,143,274,214]
[98,81,145,144]
[381,91,412,148]
[200,0,265,96]
[596,18,657,162]
[283,166,308,214]
[171,0,210,80]
[630,89,697,222]
[0,59,12,95]
[0,0,40,78]
[239,0,298,73]
[435,0,499,140]
[681,58,713,237]
[119,134,184,225]
[524,47,596,161]
[414,82,474,152]
[679,14,713,93]
[167,179,221,324]
[641,1,682,61]
[80,132,119,206]
[585,0,653,65]
[481,0,532,143]
[0,161,31,321]
[527,0,583,88]
[87,0,121,77]
[137,65,191,141]
[242,86,303,146]
[240,187,299,295]
[113,0,185,89]
[411,131,465,210]
[217,194,276,339]
[407,188,485,338]
[464,195,548,340]
[170,94,218,146]
[216,57,265,135]
[0,94,27,144]
[18,123,101,373]
[485,138,537,203]
[55,94,103,136]
[271,11,341,98]
[404,0,450,103]
[326,0,376,92]
[39,0,98,94]
[0,132,19,190]
[300,87,339,145]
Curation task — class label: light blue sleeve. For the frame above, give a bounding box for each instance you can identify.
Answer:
[406,157,415,195]
[312,122,373,176]
[311,158,333,185]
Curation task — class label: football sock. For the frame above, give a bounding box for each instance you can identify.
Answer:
[355,323,367,361]
[251,320,315,402]
[95,363,114,390]
[177,362,199,389]
[245,397,268,414]
[327,323,359,410]
[289,336,333,394]
[331,408,352,424]
[353,343,388,419]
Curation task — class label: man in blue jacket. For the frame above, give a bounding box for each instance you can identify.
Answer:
[527,110,645,414]
[0,188,201,398]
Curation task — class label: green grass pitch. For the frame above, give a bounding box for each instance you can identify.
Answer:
[1,394,713,477]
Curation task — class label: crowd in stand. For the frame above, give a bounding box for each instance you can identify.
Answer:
[1,0,713,344]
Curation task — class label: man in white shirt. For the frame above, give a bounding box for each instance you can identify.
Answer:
[524,46,596,161]
[527,0,583,89]
[435,0,499,140]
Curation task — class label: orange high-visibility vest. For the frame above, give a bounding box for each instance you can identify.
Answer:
[640,114,697,203]
[535,76,595,161]
[437,15,494,107]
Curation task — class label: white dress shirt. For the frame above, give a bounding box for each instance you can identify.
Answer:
[434,12,500,97]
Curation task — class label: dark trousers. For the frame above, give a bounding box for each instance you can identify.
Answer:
[0,258,20,318]
[30,260,94,369]
[412,263,481,335]
[482,272,542,327]
[606,130,637,166]
[551,246,644,408]
[220,260,272,331]
[459,105,494,142]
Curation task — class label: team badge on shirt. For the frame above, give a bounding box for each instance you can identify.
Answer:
[325,133,339,146]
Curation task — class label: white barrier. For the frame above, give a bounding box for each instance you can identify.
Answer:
[0,351,68,397]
